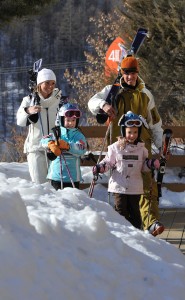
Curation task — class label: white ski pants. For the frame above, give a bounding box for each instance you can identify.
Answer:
[27,151,48,184]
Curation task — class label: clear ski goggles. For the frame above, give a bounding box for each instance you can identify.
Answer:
[125,119,142,127]
[64,110,81,118]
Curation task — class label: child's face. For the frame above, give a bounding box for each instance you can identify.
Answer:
[64,117,77,128]
[39,80,56,98]
[125,127,138,143]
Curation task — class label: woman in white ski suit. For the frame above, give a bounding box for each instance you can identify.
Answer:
[17,68,61,184]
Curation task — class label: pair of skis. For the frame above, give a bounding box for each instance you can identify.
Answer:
[27,59,43,129]
[96,28,148,124]
[28,58,42,94]
[157,128,173,197]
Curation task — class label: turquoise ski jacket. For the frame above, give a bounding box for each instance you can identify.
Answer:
[41,126,87,183]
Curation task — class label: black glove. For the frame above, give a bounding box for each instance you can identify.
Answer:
[92,164,105,175]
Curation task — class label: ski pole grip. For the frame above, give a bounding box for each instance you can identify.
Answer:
[96,110,108,124]
[51,126,60,146]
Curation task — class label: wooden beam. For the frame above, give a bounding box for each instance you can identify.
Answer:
[162,183,185,192]
[80,126,185,139]
[81,154,185,167]
[153,155,185,167]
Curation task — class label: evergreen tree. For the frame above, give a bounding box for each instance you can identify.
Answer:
[0,0,56,23]
[65,1,185,123]
[120,0,185,121]
[0,0,114,137]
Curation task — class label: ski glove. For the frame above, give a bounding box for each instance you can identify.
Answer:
[92,164,105,175]
[58,140,70,151]
[48,141,61,156]
[147,158,160,170]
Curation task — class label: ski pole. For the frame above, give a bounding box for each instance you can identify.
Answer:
[59,156,64,190]
[107,118,113,204]
[146,169,155,230]
[88,173,99,198]
[52,126,64,189]
[97,121,112,163]
[52,127,75,189]
[34,92,49,171]
[60,152,75,188]
[88,122,111,198]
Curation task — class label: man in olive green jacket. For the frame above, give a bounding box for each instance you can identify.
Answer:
[88,56,164,236]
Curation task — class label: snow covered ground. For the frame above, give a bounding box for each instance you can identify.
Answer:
[0,161,185,300]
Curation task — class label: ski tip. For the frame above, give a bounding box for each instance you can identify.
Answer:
[137,28,148,34]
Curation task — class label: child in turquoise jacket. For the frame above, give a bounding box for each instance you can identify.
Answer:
[41,103,87,190]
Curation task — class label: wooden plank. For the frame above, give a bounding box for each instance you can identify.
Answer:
[153,155,185,167]
[166,210,185,249]
[180,227,185,254]
[162,125,185,139]
[82,154,185,167]
[172,209,185,227]
[79,126,107,138]
[80,125,185,139]
[159,208,177,228]
[162,183,185,192]
[158,209,185,252]
[158,209,177,239]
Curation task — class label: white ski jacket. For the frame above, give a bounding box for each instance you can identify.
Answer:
[17,88,61,153]
[99,141,151,194]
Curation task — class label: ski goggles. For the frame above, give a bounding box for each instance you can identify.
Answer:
[64,110,81,118]
[125,119,142,127]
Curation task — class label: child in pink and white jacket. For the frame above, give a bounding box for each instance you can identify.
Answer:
[93,111,160,229]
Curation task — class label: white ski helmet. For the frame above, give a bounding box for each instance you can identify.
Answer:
[118,111,148,138]
[57,103,82,127]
